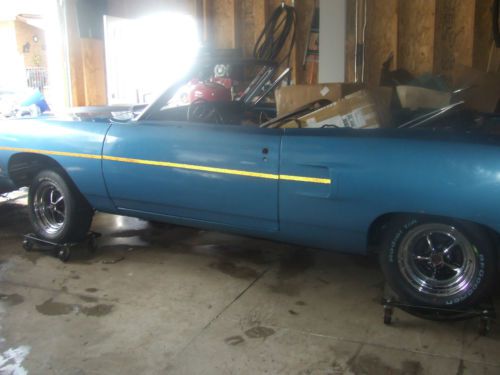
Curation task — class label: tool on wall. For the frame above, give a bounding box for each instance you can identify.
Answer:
[494,0,500,48]
[239,2,297,105]
[302,1,319,84]
[354,0,367,83]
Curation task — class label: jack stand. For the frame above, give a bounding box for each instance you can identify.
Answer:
[382,285,496,336]
[22,232,101,262]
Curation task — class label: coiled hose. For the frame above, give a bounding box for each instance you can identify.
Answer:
[253,4,296,66]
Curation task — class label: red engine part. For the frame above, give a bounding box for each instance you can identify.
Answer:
[188,79,232,103]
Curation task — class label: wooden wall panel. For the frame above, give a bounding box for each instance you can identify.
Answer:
[364,0,398,86]
[81,38,107,105]
[253,0,268,49]
[237,0,257,57]
[473,0,495,72]
[211,0,237,49]
[398,0,436,76]
[66,0,86,106]
[293,0,316,84]
[68,0,497,104]
[434,0,475,79]
[344,0,356,83]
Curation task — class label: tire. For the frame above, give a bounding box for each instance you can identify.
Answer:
[28,169,94,243]
[148,221,175,230]
[380,215,496,308]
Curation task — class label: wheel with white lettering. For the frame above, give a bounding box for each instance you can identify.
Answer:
[29,170,94,243]
[380,216,496,308]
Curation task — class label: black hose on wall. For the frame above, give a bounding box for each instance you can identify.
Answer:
[253,4,296,66]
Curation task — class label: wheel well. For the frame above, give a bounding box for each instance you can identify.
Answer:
[367,212,500,260]
[367,213,400,252]
[8,153,69,188]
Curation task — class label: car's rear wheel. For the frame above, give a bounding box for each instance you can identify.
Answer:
[380,216,496,308]
[28,170,94,243]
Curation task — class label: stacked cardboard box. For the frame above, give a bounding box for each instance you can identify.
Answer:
[275,83,363,116]
[280,88,392,129]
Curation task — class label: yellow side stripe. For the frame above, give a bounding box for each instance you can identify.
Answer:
[0,146,331,185]
[279,174,331,184]
[0,146,101,160]
[102,155,280,180]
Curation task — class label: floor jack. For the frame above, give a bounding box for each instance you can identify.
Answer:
[22,232,101,262]
[382,285,496,336]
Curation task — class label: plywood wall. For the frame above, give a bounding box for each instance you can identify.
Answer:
[349,0,496,87]
[67,0,497,106]
[474,0,497,72]
[66,0,86,106]
[398,1,437,77]
[203,0,315,84]
[362,0,398,85]
[434,0,475,79]
[206,0,495,86]
[80,38,107,106]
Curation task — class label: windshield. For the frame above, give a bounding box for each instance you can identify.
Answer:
[135,58,278,123]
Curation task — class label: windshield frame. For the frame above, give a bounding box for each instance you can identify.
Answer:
[134,58,278,123]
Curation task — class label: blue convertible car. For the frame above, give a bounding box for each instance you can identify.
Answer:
[0,75,499,310]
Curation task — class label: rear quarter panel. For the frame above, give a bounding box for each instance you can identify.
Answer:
[279,128,500,254]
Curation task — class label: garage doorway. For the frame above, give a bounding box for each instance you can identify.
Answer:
[0,0,71,115]
[104,12,200,105]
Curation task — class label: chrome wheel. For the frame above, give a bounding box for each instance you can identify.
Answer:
[33,182,66,235]
[397,223,477,298]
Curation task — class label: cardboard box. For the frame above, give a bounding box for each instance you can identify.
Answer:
[396,86,452,110]
[275,83,363,116]
[282,88,392,129]
[452,65,500,113]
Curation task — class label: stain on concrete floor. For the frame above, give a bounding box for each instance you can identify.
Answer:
[0,293,24,306]
[209,261,259,279]
[1,198,499,374]
[36,298,114,317]
[347,353,423,375]
[36,299,76,316]
[244,326,276,339]
[78,294,99,303]
[80,303,114,317]
[276,248,315,279]
[224,335,245,346]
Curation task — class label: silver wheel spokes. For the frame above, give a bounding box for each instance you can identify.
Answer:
[398,224,476,298]
[34,184,66,234]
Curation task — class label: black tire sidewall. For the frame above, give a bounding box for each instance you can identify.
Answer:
[380,215,496,308]
[28,170,92,243]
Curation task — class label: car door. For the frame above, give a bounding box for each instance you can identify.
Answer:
[102,120,281,232]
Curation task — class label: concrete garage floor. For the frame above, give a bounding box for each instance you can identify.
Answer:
[0,196,499,375]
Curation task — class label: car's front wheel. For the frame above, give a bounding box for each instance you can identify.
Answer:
[380,216,497,308]
[28,169,94,243]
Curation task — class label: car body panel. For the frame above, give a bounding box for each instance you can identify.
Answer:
[0,118,114,210]
[279,128,500,253]
[1,116,500,254]
[102,121,282,231]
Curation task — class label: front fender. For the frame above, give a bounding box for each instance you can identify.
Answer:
[0,118,115,211]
